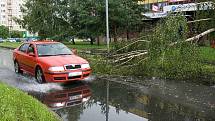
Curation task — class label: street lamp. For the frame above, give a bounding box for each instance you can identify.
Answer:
[105,0,110,53]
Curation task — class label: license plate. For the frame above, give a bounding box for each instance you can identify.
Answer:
[68,71,82,77]
[70,95,82,100]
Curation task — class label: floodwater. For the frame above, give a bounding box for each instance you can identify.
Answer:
[0,48,214,121]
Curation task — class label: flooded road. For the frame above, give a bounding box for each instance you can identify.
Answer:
[0,48,214,121]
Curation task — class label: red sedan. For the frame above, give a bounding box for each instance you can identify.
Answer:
[13,41,92,83]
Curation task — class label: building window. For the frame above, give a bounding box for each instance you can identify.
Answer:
[1,21,6,24]
[1,10,6,12]
[1,4,5,7]
[2,15,6,18]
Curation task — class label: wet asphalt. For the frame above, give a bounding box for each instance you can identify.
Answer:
[0,48,215,121]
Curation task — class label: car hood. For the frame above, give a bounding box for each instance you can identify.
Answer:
[38,55,89,66]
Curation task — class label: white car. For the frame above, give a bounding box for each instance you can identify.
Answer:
[8,39,16,42]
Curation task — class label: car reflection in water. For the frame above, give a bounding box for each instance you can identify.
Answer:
[30,82,92,110]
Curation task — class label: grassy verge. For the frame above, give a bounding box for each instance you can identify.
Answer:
[199,47,215,64]
[0,83,59,121]
[63,41,107,51]
[0,42,22,49]
[0,41,108,51]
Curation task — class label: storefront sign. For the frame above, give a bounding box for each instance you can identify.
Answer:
[163,2,214,12]
[143,12,168,18]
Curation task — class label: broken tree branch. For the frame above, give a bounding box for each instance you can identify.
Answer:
[187,18,213,23]
[114,52,148,63]
[170,28,215,46]
[116,40,150,52]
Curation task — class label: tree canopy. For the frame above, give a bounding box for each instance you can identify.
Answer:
[16,0,143,41]
[0,26,9,39]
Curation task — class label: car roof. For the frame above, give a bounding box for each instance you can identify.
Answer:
[27,40,60,44]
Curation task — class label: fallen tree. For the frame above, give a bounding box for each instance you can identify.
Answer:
[113,28,215,64]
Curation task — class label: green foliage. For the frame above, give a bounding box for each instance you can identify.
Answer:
[17,0,143,41]
[0,83,58,121]
[0,26,23,38]
[10,31,23,38]
[0,26,9,39]
[195,0,215,38]
[145,14,202,79]
[199,47,215,63]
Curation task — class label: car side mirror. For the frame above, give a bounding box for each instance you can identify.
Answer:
[72,49,77,55]
[29,52,35,57]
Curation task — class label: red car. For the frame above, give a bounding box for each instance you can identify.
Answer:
[42,83,91,110]
[13,41,92,83]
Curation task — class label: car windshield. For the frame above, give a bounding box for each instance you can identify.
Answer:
[37,43,72,57]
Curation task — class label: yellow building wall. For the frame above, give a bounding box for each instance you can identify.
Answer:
[138,0,168,4]
[138,0,187,4]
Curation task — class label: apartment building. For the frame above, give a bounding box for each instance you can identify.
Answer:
[0,0,24,31]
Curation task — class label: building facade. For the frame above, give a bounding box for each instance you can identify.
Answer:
[139,0,213,19]
[0,0,24,31]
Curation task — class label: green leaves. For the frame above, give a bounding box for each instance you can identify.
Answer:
[0,26,9,39]
[147,14,202,80]
[18,0,143,41]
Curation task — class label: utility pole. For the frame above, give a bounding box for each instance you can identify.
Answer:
[106,80,109,121]
[105,0,110,53]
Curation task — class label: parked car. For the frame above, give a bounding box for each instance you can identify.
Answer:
[15,38,21,42]
[13,41,92,83]
[8,38,16,42]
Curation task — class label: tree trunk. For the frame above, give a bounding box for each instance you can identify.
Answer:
[113,25,117,42]
[72,37,75,45]
[126,28,130,40]
[90,37,94,45]
[186,28,215,42]
[97,36,100,46]
[170,28,215,46]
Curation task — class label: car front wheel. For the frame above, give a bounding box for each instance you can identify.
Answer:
[14,61,23,74]
[35,67,46,84]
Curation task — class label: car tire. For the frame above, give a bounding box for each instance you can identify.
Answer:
[35,67,46,84]
[14,61,23,74]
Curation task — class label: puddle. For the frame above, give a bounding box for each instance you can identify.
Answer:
[0,48,215,121]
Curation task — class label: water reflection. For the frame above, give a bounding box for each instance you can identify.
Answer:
[28,79,215,121]
[90,79,215,121]
[30,82,92,110]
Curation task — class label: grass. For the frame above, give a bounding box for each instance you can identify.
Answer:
[0,42,22,49]
[198,47,215,63]
[0,83,59,121]
[63,41,108,51]
[0,41,108,51]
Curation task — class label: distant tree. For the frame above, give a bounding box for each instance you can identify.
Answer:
[10,31,22,38]
[0,26,9,39]
[73,0,143,43]
[16,0,143,43]
[15,0,73,40]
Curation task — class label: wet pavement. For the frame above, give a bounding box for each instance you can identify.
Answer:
[0,48,215,121]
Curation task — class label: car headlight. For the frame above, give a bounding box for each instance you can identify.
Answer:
[81,64,90,69]
[48,66,65,72]
[50,102,66,107]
